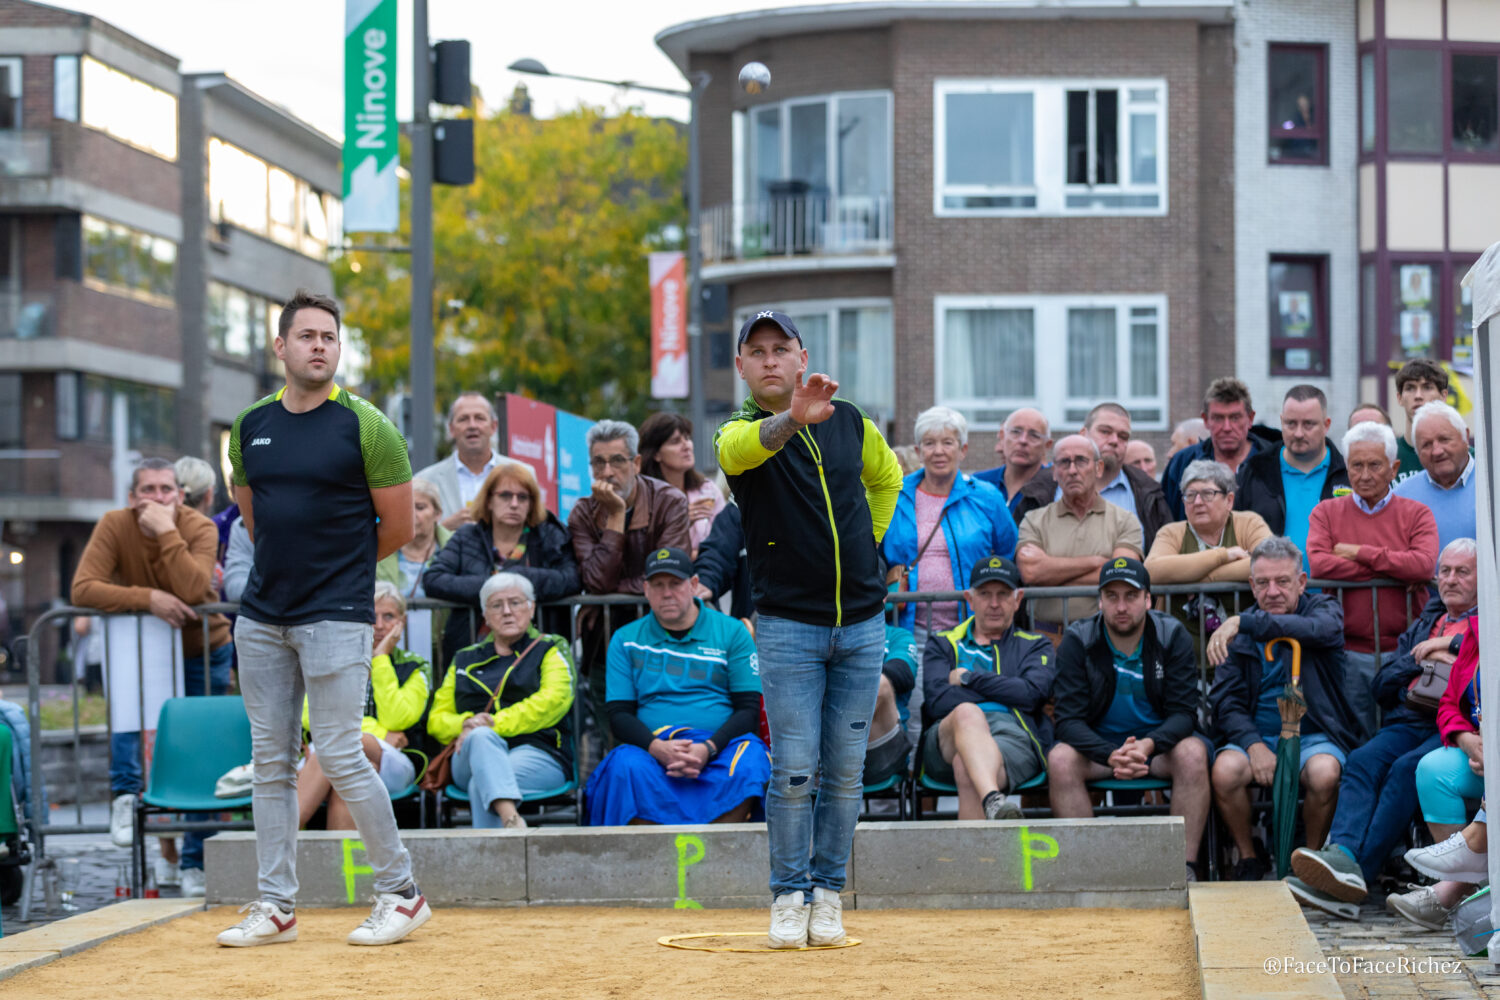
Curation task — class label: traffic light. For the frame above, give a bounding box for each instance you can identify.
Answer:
[430,39,473,186]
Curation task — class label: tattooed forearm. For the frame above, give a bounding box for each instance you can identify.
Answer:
[758,410,804,452]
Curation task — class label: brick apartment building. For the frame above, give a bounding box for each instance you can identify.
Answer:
[659,0,1239,458]
[0,0,340,658]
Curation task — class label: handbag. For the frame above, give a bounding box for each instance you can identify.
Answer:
[1404,659,1454,717]
[419,637,541,791]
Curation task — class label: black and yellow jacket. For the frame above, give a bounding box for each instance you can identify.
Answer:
[427,627,575,769]
[922,618,1056,756]
[715,396,902,627]
[301,647,434,778]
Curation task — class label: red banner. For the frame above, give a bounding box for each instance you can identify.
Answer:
[649,251,688,399]
[503,394,558,514]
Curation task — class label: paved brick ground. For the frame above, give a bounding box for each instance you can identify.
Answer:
[1303,899,1500,999]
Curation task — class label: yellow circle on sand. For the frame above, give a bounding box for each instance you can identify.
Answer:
[658,932,862,953]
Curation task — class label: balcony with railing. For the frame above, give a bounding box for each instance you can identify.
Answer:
[700,194,894,276]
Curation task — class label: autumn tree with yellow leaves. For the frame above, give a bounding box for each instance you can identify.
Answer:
[336,101,687,430]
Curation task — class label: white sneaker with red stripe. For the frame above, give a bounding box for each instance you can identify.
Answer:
[347,890,432,945]
[216,900,297,947]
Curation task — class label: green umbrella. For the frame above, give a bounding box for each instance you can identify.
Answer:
[1266,637,1306,878]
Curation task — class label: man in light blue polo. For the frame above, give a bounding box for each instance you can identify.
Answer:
[1394,400,1476,553]
[587,547,768,826]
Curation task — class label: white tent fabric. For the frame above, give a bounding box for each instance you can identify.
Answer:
[1463,244,1500,966]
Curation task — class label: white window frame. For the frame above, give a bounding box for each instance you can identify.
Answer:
[733,297,895,421]
[934,77,1168,218]
[0,57,22,127]
[933,293,1169,432]
[735,89,894,205]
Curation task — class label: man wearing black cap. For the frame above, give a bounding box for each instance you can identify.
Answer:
[1048,558,1211,878]
[585,547,768,826]
[921,556,1055,821]
[716,310,903,949]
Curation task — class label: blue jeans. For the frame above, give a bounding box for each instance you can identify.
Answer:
[757,611,884,899]
[451,728,566,828]
[109,642,234,870]
[1325,721,1442,882]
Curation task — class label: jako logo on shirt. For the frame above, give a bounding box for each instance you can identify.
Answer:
[250,437,272,446]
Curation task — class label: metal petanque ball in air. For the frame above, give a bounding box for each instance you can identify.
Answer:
[738,62,771,94]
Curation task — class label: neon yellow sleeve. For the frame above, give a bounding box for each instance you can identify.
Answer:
[369,654,430,735]
[491,641,576,738]
[715,417,776,475]
[860,418,903,542]
[426,663,468,746]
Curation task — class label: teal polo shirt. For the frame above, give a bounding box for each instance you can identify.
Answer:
[1280,448,1329,572]
[1095,635,1163,747]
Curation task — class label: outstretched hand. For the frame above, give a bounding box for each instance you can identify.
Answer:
[790,372,838,426]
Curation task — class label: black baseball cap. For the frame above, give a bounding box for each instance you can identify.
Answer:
[970,555,1022,590]
[1098,556,1150,592]
[737,310,803,347]
[644,546,694,580]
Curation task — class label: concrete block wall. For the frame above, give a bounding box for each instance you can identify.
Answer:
[205,817,1188,910]
[1232,0,1361,426]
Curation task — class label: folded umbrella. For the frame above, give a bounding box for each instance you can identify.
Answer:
[1266,636,1306,878]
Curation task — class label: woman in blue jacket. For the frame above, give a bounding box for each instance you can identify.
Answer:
[883,405,1018,648]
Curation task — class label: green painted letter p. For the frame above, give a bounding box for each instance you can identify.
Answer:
[675,834,705,909]
[1020,826,1058,892]
[343,838,373,904]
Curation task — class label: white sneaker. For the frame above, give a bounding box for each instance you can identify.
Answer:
[1386,886,1455,932]
[808,887,846,946]
[154,856,180,888]
[347,890,432,945]
[216,900,297,947]
[1405,833,1489,883]
[180,867,206,898]
[110,794,135,848]
[767,890,809,949]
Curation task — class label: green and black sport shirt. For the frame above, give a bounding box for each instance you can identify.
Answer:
[228,383,411,625]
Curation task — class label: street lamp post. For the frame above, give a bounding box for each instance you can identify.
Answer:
[509,59,712,467]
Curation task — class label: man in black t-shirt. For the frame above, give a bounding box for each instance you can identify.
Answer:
[216,290,432,949]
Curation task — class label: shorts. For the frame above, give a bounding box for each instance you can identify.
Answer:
[863,725,912,786]
[299,737,417,796]
[921,708,1045,791]
[1215,731,1347,772]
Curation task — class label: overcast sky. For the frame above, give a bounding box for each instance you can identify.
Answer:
[64,0,778,137]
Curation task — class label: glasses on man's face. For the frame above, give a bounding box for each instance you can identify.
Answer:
[1182,489,1227,504]
[1006,427,1046,442]
[1053,455,1095,469]
[589,454,633,472]
[491,490,529,505]
[486,597,532,613]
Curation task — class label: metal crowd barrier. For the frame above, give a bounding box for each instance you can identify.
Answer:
[14,579,1419,903]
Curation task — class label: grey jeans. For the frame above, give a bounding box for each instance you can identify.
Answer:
[234,617,413,908]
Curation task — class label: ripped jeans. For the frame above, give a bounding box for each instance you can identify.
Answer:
[756,611,885,899]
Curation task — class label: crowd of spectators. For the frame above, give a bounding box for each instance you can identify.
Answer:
[65,356,1488,926]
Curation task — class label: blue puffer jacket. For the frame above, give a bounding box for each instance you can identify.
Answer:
[881,469,1018,630]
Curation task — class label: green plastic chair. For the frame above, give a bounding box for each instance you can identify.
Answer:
[135,697,253,891]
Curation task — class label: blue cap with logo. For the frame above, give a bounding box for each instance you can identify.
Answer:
[644,546,694,581]
[1098,556,1150,592]
[736,309,803,347]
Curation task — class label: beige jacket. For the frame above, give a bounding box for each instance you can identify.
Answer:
[1144,510,1273,584]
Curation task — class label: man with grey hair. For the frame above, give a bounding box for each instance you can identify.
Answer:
[1015,402,1171,552]
[1288,537,1477,921]
[975,406,1052,520]
[1308,420,1438,742]
[415,392,508,529]
[1393,399,1476,553]
[1015,434,1143,644]
[1207,536,1363,880]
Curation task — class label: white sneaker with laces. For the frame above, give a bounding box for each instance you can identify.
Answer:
[110,794,135,848]
[216,900,297,947]
[767,890,809,949]
[154,856,180,888]
[347,890,432,945]
[808,887,846,946]
[1386,886,1455,932]
[1405,833,1489,883]
[180,867,206,898]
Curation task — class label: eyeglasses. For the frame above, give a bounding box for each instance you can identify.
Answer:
[1005,427,1046,442]
[485,597,532,613]
[491,490,529,505]
[1053,455,1096,469]
[589,454,633,471]
[1182,489,1227,504]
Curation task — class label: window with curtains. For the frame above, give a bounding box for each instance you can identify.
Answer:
[936,295,1166,430]
[734,301,894,426]
[935,78,1166,215]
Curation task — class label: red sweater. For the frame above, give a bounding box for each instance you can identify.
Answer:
[1306,493,1438,654]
